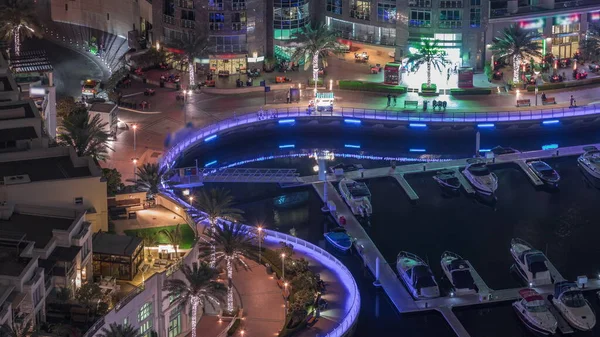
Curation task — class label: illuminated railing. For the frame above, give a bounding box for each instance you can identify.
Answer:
[160,104,600,167]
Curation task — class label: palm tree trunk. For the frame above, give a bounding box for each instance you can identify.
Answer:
[312,53,319,94]
[188,56,196,87]
[513,55,520,84]
[427,60,431,87]
[191,296,199,337]
[210,220,216,268]
[227,258,233,313]
[14,27,20,56]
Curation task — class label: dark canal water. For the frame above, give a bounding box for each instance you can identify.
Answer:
[177,124,600,337]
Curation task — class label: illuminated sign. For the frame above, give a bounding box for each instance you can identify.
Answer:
[519,18,544,30]
[247,56,265,62]
[590,12,600,21]
[554,14,580,25]
[30,87,46,95]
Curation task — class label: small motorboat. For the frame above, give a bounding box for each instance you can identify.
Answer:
[491,146,521,156]
[440,251,477,295]
[552,281,596,331]
[528,161,560,187]
[396,251,440,299]
[339,178,372,217]
[329,163,364,174]
[577,146,600,181]
[510,238,552,286]
[462,159,498,196]
[433,170,461,191]
[323,227,352,252]
[513,288,558,335]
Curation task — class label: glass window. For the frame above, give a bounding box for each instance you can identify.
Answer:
[168,312,181,337]
[470,0,480,5]
[124,317,129,326]
[350,0,371,21]
[209,35,247,53]
[327,0,343,15]
[209,13,225,31]
[377,3,396,23]
[273,1,310,30]
[232,0,245,10]
[408,0,431,7]
[208,0,223,9]
[439,0,462,8]
[440,10,461,20]
[470,8,480,27]
[409,10,431,27]
[181,10,195,21]
[139,320,152,337]
[138,302,152,322]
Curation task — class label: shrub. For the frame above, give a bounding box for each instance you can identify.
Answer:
[227,318,241,336]
[307,78,324,86]
[421,83,437,91]
[338,80,406,93]
[450,88,492,95]
[484,62,493,81]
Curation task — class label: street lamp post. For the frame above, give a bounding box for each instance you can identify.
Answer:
[281,253,286,281]
[132,124,137,155]
[284,282,289,315]
[257,226,263,264]
[534,70,540,106]
[132,158,138,185]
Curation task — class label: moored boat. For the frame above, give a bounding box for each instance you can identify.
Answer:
[324,227,352,252]
[338,178,372,217]
[552,281,596,331]
[462,160,498,196]
[527,161,560,187]
[513,288,558,335]
[433,170,461,191]
[396,251,440,299]
[491,146,521,156]
[510,238,552,286]
[577,146,600,181]
[329,163,364,174]
[440,251,477,295]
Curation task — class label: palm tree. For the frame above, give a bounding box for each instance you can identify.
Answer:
[170,34,210,87]
[163,262,226,337]
[140,231,158,261]
[127,163,168,197]
[0,0,42,56]
[291,24,346,92]
[160,224,183,260]
[97,322,140,337]
[581,22,600,60]
[490,24,542,84]
[58,107,113,162]
[407,39,450,88]
[0,312,33,337]
[193,188,244,266]
[198,222,257,313]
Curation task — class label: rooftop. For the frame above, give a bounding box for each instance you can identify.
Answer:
[0,155,91,182]
[0,101,36,120]
[0,244,32,277]
[0,212,75,249]
[0,126,38,142]
[92,232,143,257]
[49,245,82,262]
[0,76,14,92]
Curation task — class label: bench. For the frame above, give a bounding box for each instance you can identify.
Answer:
[542,97,556,105]
[404,100,419,109]
[516,99,531,107]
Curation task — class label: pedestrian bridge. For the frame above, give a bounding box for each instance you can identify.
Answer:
[170,167,301,187]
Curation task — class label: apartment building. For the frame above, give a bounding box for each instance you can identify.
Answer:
[0,203,93,328]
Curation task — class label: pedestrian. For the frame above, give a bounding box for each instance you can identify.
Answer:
[386,94,391,106]
[447,72,450,82]
[393,95,397,106]
[286,90,291,103]
[541,92,546,101]
[570,95,575,108]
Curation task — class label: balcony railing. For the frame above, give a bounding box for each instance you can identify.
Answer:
[408,20,431,27]
[232,4,246,10]
[408,0,431,7]
[439,20,462,29]
[181,19,195,29]
[439,1,462,8]
[177,0,194,9]
[163,14,175,25]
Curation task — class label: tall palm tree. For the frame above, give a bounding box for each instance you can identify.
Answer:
[0,0,41,56]
[407,39,450,88]
[160,224,183,260]
[193,188,244,266]
[581,22,600,60]
[140,231,158,261]
[490,24,542,84]
[97,322,140,337]
[198,223,257,313]
[291,24,346,92]
[58,107,113,162]
[163,262,226,337]
[170,34,210,87]
[127,163,168,197]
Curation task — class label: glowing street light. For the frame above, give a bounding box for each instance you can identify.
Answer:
[132,124,137,154]
[281,253,286,281]
[257,226,263,264]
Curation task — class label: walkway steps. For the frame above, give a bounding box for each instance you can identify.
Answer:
[515,160,544,186]
[454,168,476,195]
[392,174,419,201]
[437,307,471,337]
[313,182,419,312]
[545,298,575,334]
[465,261,491,295]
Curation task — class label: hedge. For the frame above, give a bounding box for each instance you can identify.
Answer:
[526,77,600,92]
[339,80,407,94]
[450,88,492,96]
[421,83,437,91]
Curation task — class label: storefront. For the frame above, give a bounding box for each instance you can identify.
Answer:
[551,14,580,59]
[209,56,247,75]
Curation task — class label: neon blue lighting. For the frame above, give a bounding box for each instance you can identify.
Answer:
[204,135,217,142]
[344,144,361,149]
[409,148,426,152]
[479,149,491,152]
[344,119,361,124]
[205,160,217,166]
[542,119,560,125]
[278,119,296,124]
[409,123,427,128]
[279,144,295,149]
[542,144,559,150]
[477,123,495,128]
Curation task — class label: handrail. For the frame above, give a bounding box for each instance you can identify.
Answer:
[160,104,600,168]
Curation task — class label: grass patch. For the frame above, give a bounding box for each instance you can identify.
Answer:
[339,80,407,94]
[124,224,195,249]
[450,88,492,96]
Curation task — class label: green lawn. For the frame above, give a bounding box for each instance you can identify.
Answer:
[124,224,195,249]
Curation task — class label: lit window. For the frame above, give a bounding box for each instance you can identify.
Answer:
[139,320,152,337]
[138,302,152,322]
[168,312,181,337]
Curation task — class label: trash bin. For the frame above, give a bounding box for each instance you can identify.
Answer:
[260,80,266,87]
[265,263,272,274]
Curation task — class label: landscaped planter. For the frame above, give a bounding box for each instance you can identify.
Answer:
[450,88,492,95]
[420,83,437,96]
[526,77,600,92]
[339,80,407,94]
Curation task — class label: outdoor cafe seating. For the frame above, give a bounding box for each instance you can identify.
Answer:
[574,70,588,80]
[354,52,369,62]
[550,74,564,83]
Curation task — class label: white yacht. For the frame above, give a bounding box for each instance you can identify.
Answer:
[513,289,558,335]
[396,251,440,299]
[577,146,600,181]
[552,281,596,331]
[461,160,498,196]
[440,251,477,296]
[338,178,372,217]
[528,161,561,188]
[510,238,552,286]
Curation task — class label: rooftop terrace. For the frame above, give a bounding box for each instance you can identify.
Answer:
[0,155,91,182]
[0,212,75,249]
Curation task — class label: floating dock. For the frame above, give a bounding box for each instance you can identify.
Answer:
[453,168,476,194]
[545,298,575,334]
[392,174,419,201]
[465,261,491,295]
[437,307,471,337]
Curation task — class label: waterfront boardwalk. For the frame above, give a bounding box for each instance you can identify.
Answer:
[453,168,475,194]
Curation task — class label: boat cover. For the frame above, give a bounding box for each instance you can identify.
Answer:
[411,265,437,289]
[519,288,544,302]
[554,281,578,298]
[525,251,548,277]
[347,182,371,198]
[451,270,476,290]
[326,231,351,246]
[468,164,491,176]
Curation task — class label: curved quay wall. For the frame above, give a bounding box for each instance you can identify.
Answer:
[161,105,600,168]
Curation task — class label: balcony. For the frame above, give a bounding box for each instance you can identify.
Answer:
[350,10,370,21]
[163,15,175,25]
[439,20,462,29]
[209,23,225,31]
[181,19,195,29]
[490,0,600,19]
[439,1,462,8]
[177,0,193,9]
[232,4,246,10]
[408,20,431,28]
[232,23,245,31]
